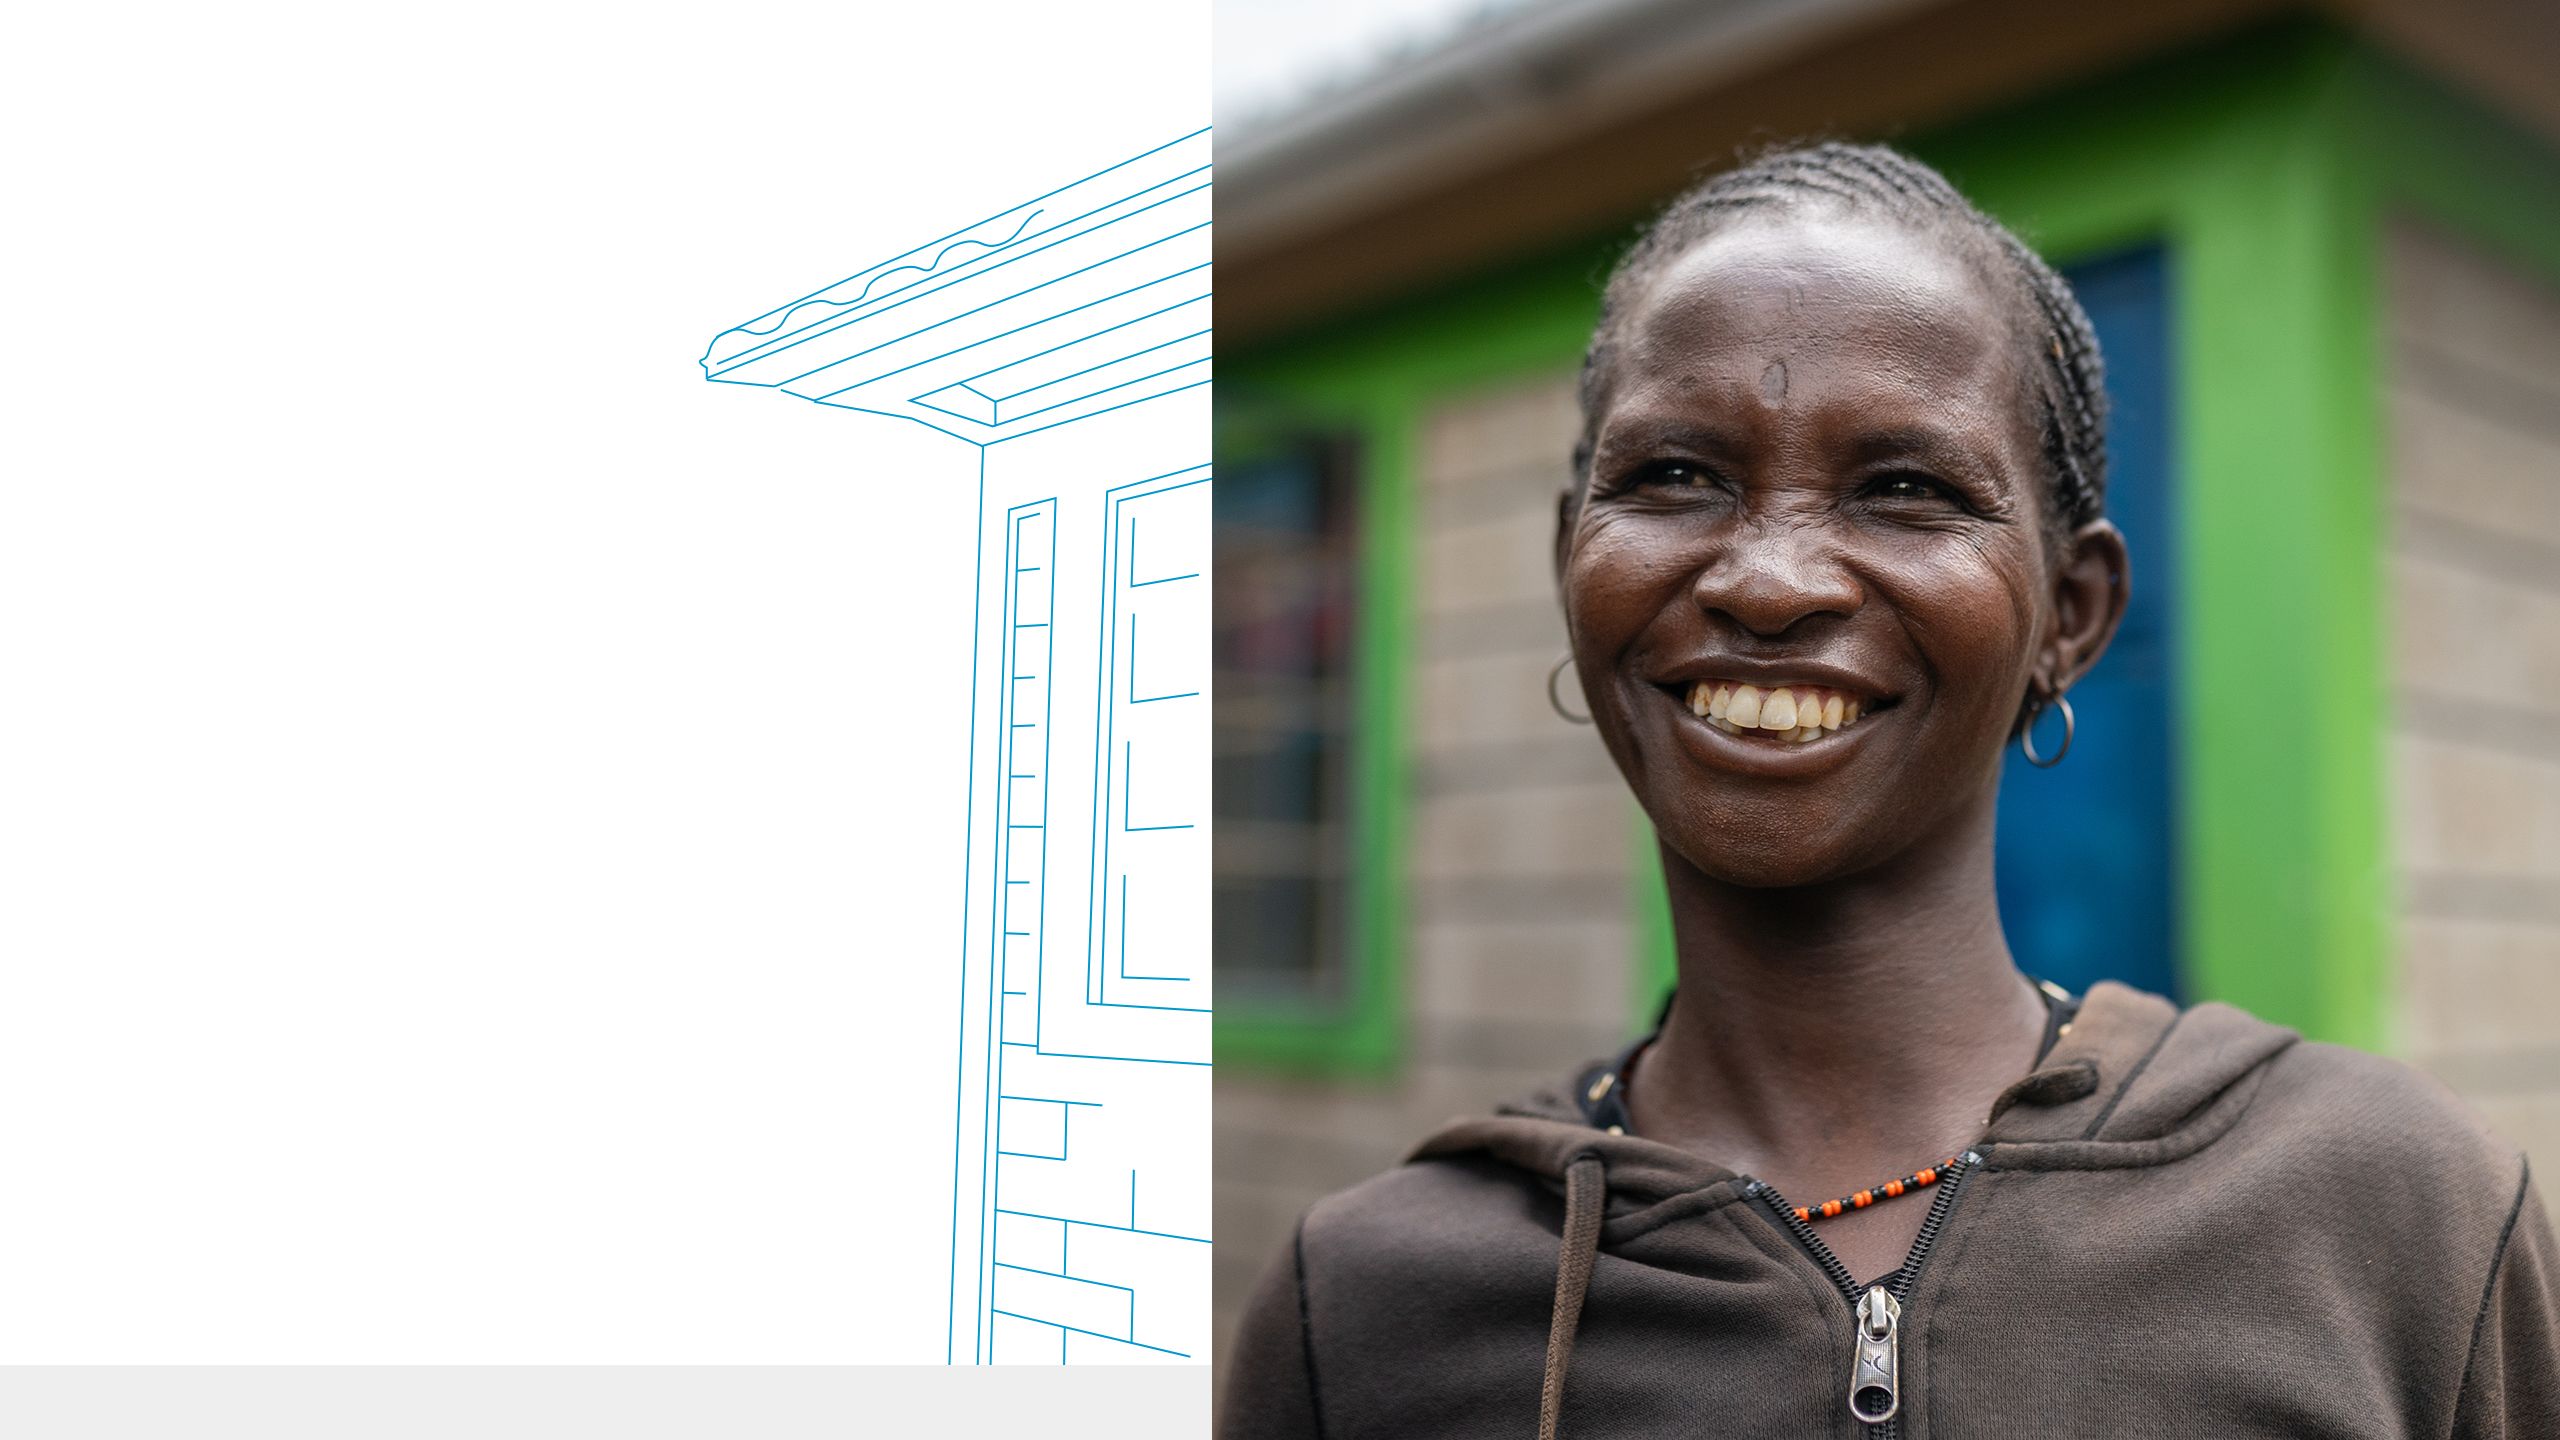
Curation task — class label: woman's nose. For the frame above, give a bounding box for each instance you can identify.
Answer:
[1688,525,1864,637]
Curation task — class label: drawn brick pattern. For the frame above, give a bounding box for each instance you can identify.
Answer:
[969,466,1212,1366]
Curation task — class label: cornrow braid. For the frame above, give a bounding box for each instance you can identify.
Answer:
[1572,141,2109,548]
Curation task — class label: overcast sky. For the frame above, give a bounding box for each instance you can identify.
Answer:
[1216,0,1537,127]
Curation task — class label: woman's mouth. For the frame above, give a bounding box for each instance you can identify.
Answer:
[1676,679,1885,743]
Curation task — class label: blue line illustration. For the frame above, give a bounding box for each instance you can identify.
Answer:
[704,132,1211,1367]
[705,132,1211,448]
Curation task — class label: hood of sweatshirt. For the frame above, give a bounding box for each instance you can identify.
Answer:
[1220,978,2555,1439]
[1410,980,2293,1197]
[1416,980,2296,1438]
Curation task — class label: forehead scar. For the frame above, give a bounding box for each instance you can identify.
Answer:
[1760,359,1789,404]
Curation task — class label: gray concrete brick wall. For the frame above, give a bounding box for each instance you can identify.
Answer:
[2384,216,2560,1178]
[1212,374,1644,1373]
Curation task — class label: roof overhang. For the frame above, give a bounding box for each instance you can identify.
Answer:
[703,130,1211,445]
[1219,0,2560,344]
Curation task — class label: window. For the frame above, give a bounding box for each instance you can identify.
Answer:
[1212,434,1360,1014]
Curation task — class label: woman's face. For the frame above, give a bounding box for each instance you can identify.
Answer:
[1560,211,2125,887]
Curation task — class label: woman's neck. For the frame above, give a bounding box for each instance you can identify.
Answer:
[1628,789,2050,1174]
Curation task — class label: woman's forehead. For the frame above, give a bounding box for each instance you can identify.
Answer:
[1616,214,2022,398]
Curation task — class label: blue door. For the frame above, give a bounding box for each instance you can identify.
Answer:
[1994,246,2182,1001]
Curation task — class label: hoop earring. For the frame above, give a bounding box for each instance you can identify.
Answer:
[1548,654,1593,725]
[2020,692,2074,768]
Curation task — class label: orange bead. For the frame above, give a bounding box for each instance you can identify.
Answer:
[1916,1169,1936,1185]
[1884,1180,1904,1196]
[1821,1200,1843,1218]
[1853,1191,1873,1207]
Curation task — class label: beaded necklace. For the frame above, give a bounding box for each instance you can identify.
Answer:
[1577,976,2079,1224]
[1787,1154,1966,1223]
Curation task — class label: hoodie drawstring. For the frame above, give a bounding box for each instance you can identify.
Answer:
[1538,1154,1608,1440]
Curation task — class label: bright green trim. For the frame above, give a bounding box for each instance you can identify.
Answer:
[1632,820,1676,1033]
[2165,53,2389,1052]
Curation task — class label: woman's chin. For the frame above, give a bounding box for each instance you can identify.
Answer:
[1678,852,1861,889]
[1648,784,1925,886]
[1651,812,1887,889]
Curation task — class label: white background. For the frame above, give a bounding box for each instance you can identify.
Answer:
[0,0,1204,1361]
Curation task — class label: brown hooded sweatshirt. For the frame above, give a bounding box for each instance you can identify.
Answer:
[1219,982,2560,1438]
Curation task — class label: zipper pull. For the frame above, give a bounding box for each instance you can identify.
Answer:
[1849,1285,1900,1425]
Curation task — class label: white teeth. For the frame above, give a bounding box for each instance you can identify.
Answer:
[1678,678,1882,741]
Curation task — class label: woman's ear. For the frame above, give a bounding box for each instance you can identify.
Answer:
[2040,518,2131,694]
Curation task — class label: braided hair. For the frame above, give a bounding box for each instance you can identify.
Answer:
[1572,142,2109,551]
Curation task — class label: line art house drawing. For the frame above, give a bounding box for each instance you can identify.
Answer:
[703,130,1211,1365]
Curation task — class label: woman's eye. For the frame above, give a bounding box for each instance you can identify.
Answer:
[1871,472,1952,502]
[1634,460,1718,489]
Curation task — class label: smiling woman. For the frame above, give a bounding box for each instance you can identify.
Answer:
[1559,175,2125,916]
[1217,144,2560,1439]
